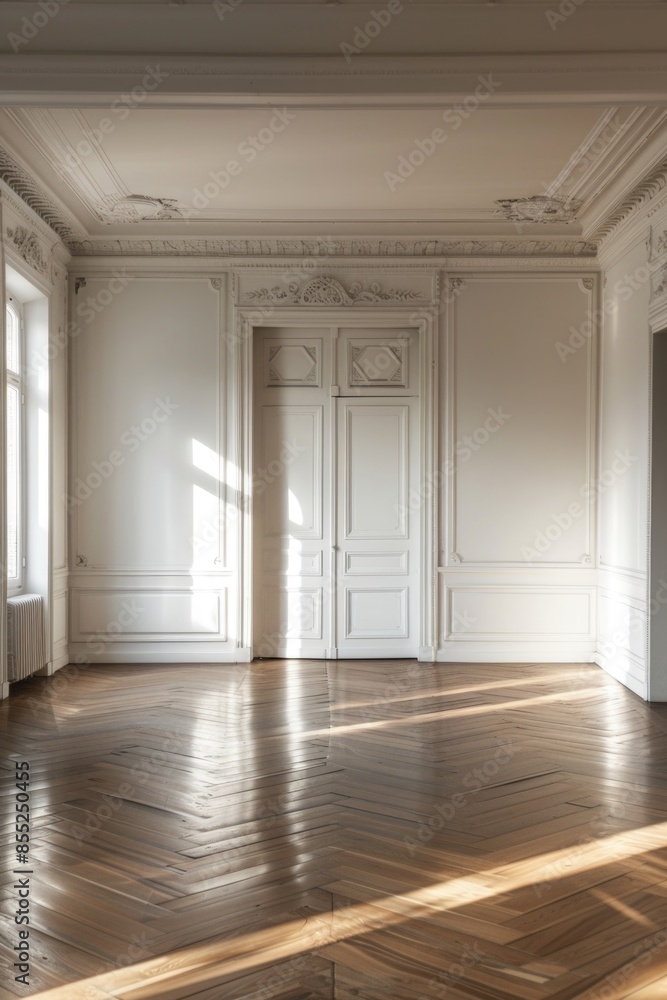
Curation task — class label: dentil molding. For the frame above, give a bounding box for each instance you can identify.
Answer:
[66,237,599,259]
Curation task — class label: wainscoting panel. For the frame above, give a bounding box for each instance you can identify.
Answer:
[73,589,226,640]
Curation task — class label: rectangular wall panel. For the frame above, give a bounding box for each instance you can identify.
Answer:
[74,590,225,638]
[449,277,594,566]
[72,278,221,572]
[447,587,593,638]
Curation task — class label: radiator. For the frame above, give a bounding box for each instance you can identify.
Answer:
[7,595,46,682]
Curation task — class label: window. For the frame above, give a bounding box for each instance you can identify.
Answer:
[6,301,23,591]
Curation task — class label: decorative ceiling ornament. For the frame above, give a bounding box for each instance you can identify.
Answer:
[96,195,184,224]
[648,225,667,263]
[652,264,667,300]
[494,195,581,224]
[6,224,47,274]
[242,275,425,306]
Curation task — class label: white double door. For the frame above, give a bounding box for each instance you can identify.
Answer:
[253,324,420,659]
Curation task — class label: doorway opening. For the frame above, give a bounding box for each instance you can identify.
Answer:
[252,324,421,659]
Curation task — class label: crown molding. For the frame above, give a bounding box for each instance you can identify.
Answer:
[0,144,86,244]
[64,236,599,259]
[0,136,602,260]
[590,158,667,250]
[553,108,667,220]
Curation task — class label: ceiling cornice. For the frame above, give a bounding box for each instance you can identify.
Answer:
[65,236,598,259]
[590,159,667,246]
[0,137,598,260]
[0,145,86,243]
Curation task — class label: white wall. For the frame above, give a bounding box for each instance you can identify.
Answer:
[440,274,598,662]
[68,272,237,662]
[67,261,600,665]
[596,240,651,699]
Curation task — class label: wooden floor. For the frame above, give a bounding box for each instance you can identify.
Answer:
[3,660,667,999]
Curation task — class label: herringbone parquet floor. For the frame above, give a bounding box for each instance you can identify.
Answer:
[3,660,667,999]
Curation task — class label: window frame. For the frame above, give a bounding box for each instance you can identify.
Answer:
[6,298,24,595]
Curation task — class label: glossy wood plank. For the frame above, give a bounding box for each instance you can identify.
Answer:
[3,661,667,998]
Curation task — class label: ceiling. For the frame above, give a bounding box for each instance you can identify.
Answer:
[1,103,664,241]
[0,1,666,248]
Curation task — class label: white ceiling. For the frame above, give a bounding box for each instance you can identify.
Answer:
[0,102,661,240]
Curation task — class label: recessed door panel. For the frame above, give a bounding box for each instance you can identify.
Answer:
[343,404,408,539]
[346,588,408,638]
[261,406,322,539]
[336,394,420,657]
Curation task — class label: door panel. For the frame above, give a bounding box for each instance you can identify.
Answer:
[343,403,409,539]
[253,329,331,659]
[336,396,419,657]
[254,325,420,659]
[261,406,322,539]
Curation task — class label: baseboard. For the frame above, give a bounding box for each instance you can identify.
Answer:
[35,653,70,675]
[51,652,70,672]
[252,647,420,660]
[1,681,9,700]
[437,640,597,663]
[419,646,437,662]
[595,652,648,700]
[68,641,243,664]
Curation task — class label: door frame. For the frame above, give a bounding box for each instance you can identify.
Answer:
[234,306,439,661]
